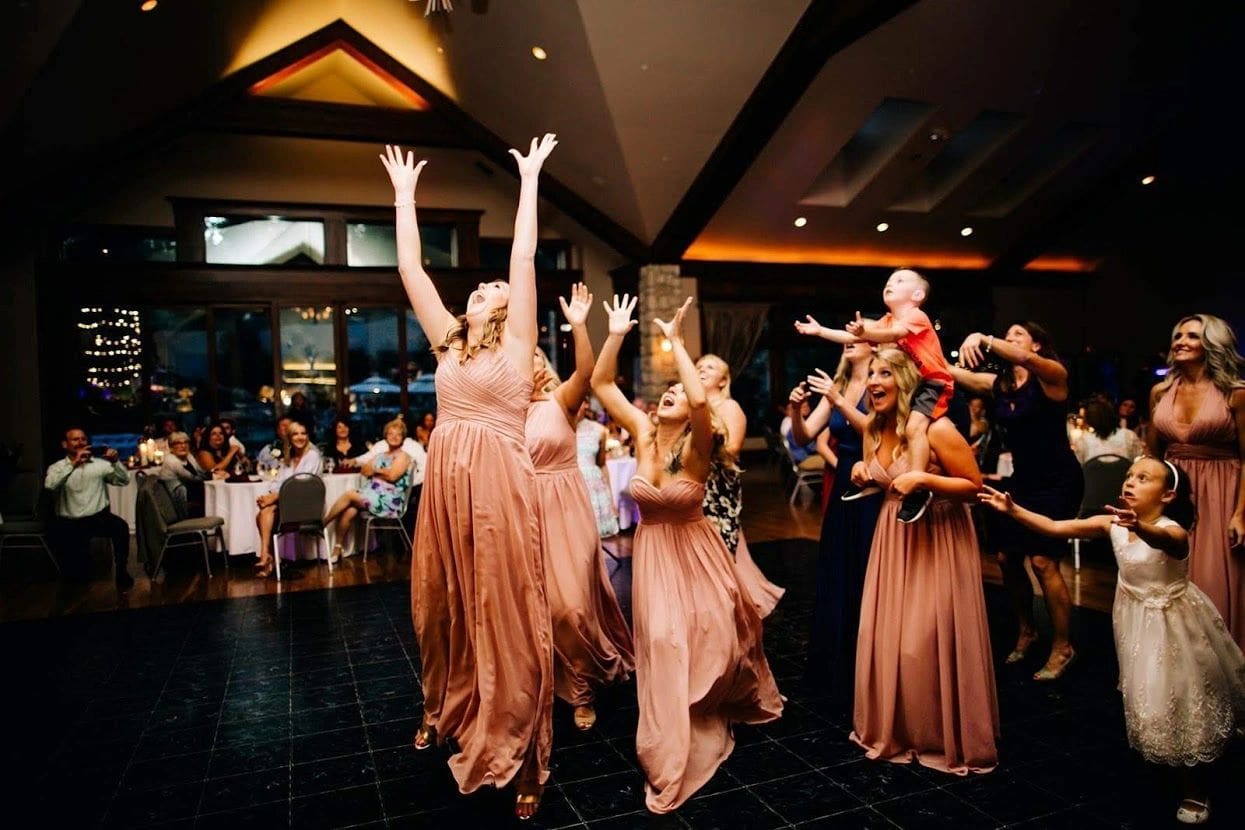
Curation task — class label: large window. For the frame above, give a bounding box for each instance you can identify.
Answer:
[61,227,176,263]
[145,308,210,433]
[75,306,144,451]
[347,221,458,268]
[479,238,572,271]
[405,310,438,420]
[280,306,336,440]
[215,308,276,452]
[204,215,326,265]
[346,308,401,441]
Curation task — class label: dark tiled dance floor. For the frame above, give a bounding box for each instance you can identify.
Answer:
[5,540,1243,829]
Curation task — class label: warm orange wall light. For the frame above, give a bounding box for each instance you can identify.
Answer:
[685,242,1099,273]
[247,41,431,110]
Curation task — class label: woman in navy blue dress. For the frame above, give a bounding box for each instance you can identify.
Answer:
[793,342,883,708]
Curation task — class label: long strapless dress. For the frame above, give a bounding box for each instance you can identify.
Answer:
[411,350,553,793]
[1153,378,1244,647]
[526,398,635,707]
[1109,518,1245,765]
[806,397,883,708]
[851,456,999,775]
[629,476,784,813]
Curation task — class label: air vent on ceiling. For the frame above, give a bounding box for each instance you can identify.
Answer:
[799,98,935,208]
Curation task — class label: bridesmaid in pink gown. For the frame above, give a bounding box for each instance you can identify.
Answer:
[380,136,558,820]
[526,283,635,731]
[849,348,999,775]
[591,295,783,814]
[1148,314,1245,647]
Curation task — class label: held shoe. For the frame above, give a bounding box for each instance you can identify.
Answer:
[841,485,883,502]
[897,489,933,523]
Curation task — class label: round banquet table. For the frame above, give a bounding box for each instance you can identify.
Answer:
[106,475,140,534]
[204,473,365,559]
[605,455,641,530]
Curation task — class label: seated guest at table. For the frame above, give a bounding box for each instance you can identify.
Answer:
[782,399,825,471]
[253,421,322,578]
[158,431,210,516]
[219,417,246,456]
[351,417,425,507]
[323,418,412,563]
[196,424,243,477]
[414,411,435,448]
[323,416,359,465]
[44,427,133,588]
[1074,396,1143,464]
[286,390,317,439]
[256,416,292,468]
[154,418,179,452]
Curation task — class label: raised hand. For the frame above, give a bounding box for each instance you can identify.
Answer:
[1104,504,1139,529]
[558,282,593,328]
[788,384,809,406]
[510,133,558,178]
[977,485,1015,513]
[654,296,694,343]
[805,368,842,404]
[602,293,639,337]
[379,145,428,199]
[844,311,865,338]
[794,315,824,337]
[958,332,988,368]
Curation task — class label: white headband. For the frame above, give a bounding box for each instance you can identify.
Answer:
[1163,459,1180,490]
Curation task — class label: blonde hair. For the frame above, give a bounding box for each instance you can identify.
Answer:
[436,306,508,363]
[1162,314,1245,397]
[696,353,732,399]
[382,417,407,440]
[532,348,562,395]
[282,422,310,467]
[865,348,921,463]
[660,409,737,475]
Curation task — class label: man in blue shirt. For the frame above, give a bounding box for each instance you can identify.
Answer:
[44,427,133,588]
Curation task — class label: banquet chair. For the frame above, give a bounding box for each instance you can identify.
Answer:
[0,471,59,575]
[778,439,823,506]
[136,474,225,580]
[1070,453,1131,570]
[361,475,416,562]
[273,473,329,581]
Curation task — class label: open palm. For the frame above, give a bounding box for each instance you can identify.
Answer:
[558,282,593,327]
[379,144,427,197]
[510,133,558,177]
[603,294,638,337]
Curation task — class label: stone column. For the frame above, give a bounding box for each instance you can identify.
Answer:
[637,263,682,404]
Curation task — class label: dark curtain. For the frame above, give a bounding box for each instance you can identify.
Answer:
[701,302,770,378]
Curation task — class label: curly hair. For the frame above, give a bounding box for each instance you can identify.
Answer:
[436,306,508,363]
[865,348,921,464]
[1161,314,1245,397]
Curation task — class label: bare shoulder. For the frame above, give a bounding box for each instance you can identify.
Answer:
[1229,386,1245,410]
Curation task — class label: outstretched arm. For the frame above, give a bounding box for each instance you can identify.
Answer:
[949,365,997,396]
[553,282,595,417]
[788,384,830,445]
[1106,504,1190,558]
[846,311,908,344]
[978,485,1110,539]
[960,331,1068,397]
[380,145,455,346]
[506,134,559,356]
[805,368,868,434]
[656,297,713,464]
[591,295,648,443]
[794,314,863,345]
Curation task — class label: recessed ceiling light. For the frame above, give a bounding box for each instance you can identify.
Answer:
[531,46,548,61]
[793,217,808,228]
[876,222,889,232]
[436,46,444,54]
[960,226,974,237]
[140,0,158,11]
[1141,174,1156,186]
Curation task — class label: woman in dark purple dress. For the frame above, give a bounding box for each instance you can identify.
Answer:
[953,321,1083,681]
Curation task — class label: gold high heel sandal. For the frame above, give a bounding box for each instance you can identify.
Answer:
[573,704,596,731]
[412,723,436,751]
[515,788,543,821]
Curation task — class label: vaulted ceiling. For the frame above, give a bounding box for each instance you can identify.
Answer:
[2,0,1236,274]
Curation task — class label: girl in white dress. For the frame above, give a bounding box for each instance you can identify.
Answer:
[979,456,1245,826]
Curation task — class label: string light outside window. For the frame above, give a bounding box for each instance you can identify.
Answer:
[79,307,142,391]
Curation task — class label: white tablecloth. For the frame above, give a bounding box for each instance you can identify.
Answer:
[605,456,640,530]
[205,474,364,559]
[107,476,139,534]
